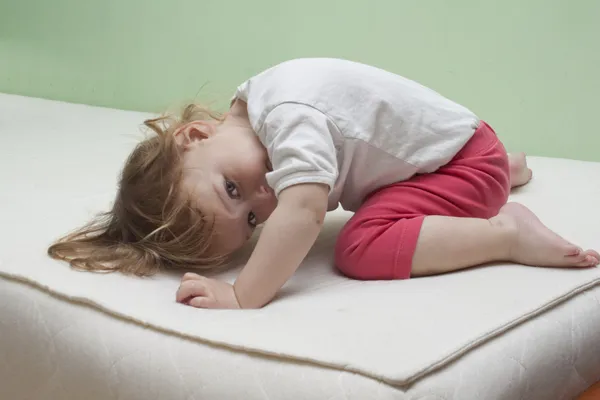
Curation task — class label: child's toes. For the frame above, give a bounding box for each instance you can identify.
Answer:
[575,255,598,268]
[587,249,600,260]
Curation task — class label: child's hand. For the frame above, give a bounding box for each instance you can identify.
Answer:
[176,272,240,309]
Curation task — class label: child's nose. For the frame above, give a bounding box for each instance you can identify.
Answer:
[260,184,272,195]
[249,185,276,220]
[254,184,273,200]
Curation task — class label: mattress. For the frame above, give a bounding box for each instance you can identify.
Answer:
[1,92,599,400]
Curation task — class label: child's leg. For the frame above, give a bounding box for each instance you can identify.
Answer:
[411,203,598,276]
[334,122,599,280]
[508,152,533,188]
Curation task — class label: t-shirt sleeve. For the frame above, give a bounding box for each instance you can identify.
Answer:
[257,103,338,197]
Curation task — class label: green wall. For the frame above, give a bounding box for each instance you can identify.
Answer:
[1,0,599,161]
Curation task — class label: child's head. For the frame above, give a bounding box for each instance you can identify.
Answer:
[48,102,277,276]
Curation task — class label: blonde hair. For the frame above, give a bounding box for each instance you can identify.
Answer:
[47,104,228,276]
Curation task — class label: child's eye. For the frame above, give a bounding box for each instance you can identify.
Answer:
[225,180,240,199]
[248,211,257,228]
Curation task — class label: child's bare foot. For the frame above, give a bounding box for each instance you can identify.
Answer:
[493,202,600,268]
[508,152,533,188]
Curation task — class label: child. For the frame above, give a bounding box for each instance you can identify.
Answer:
[48,58,599,309]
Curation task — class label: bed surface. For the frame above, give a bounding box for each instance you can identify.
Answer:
[1,93,599,399]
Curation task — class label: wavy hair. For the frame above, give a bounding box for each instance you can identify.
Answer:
[47,104,228,276]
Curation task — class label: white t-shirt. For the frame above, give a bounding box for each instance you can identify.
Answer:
[233,58,480,212]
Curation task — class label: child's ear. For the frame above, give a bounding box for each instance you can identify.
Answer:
[173,121,215,148]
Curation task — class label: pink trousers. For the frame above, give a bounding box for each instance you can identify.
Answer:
[334,121,511,280]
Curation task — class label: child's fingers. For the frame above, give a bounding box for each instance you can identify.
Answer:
[188,296,214,309]
[181,272,203,282]
[176,280,208,303]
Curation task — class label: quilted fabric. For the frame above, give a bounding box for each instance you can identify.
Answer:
[2,278,599,400]
[1,93,599,399]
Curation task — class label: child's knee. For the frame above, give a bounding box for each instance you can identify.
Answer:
[334,223,412,280]
[334,243,364,280]
[334,223,369,279]
[334,248,375,280]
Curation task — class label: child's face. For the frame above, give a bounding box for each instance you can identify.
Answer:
[177,120,278,254]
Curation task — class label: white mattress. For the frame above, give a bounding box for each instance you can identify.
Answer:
[1,92,599,400]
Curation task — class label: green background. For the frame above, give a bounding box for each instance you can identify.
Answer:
[1,0,598,161]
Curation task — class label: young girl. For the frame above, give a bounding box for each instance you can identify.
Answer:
[49,58,599,309]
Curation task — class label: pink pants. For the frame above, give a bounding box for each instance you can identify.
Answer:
[334,121,511,280]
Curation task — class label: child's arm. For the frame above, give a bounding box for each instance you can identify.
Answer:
[175,182,328,309]
[233,182,329,308]
[176,104,336,309]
